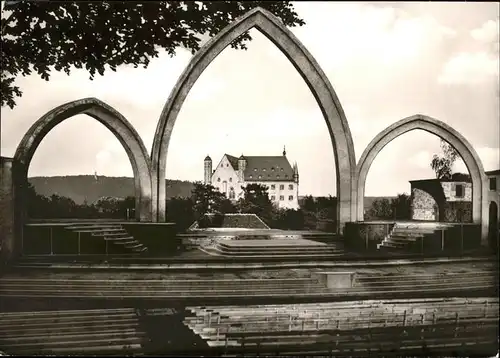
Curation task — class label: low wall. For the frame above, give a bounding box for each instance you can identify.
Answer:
[344,221,482,254]
[344,221,394,252]
[21,222,179,256]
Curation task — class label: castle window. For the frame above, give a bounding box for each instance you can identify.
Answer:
[271,167,275,171]
[280,168,284,171]
[229,177,232,182]
[263,168,266,171]
[279,195,284,201]
[249,175,253,179]
[490,177,497,191]
[271,195,276,200]
[226,163,229,167]
[279,184,284,190]
[288,195,293,201]
[271,185,275,190]
[217,177,221,182]
[289,184,294,190]
[258,175,262,179]
[455,184,464,198]
[268,174,271,178]
[285,174,288,179]
[254,168,257,171]
[276,175,280,179]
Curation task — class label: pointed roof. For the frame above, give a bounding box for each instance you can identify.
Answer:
[204,155,211,161]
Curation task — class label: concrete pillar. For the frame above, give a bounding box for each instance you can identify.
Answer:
[0,157,15,262]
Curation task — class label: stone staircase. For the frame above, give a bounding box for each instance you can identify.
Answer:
[65,223,148,255]
[377,222,452,253]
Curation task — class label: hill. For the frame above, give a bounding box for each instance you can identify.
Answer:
[28,176,196,204]
[28,176,398,211]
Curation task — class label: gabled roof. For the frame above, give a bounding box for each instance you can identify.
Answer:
[225,154,240,170]
[486,169,500,176]
[224,154,295,182]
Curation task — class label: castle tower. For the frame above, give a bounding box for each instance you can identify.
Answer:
[293,162,299,184]
[238,154,246,182]
[204,155,212,184]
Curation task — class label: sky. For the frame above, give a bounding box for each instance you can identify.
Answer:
[1,2,499,197]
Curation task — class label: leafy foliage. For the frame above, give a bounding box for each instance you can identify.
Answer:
[1,1,304,108]
[430,139,460,180]
[191,182,236,227]
[237,183,274,224]
[25,182,135,219]
[365,193,412,221]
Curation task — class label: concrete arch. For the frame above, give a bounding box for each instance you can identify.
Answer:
[151,7,356,232]
[13,97,153,222]
[354,114,488,244]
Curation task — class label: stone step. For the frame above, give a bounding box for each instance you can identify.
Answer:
[66,225,122,230]
[0,320,140,337]
[94,232,129,237]
[1,328,142,343]
[104,236,135,241]
[0,313,137,326]
[4,335,145,349]
[10,343,143,355]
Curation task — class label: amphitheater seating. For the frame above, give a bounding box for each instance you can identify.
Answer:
[183,298,499,354]
[65,222,148,254]
[0,268,496,300]
[0,308,146,355]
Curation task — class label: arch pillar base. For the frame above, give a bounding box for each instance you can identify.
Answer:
[0,157,16,262]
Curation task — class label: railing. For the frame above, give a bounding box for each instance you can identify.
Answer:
[22,225,110,256]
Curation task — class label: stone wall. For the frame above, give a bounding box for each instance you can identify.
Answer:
[411,188,438,221]
[443,201,473,223]
[0,157,15,261]
[442,181,472,202]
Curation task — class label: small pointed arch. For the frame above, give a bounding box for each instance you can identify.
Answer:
[151,7,356,232]
[14,97,153,222]
[354,114,488,244]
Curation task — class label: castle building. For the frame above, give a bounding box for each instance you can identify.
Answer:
[204,147,300,210]
[409,170,500,224]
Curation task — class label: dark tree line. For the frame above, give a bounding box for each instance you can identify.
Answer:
[365,194,412,221]
[26,182,136,219]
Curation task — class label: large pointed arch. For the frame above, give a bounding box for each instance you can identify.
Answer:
[13,97,153,224]
[151,7,356,232]
[354,114,488,245]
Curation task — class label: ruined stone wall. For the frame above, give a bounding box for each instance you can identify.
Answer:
[411,188,438,221]
[441,181,472,202]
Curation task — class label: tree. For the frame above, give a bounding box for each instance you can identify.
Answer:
[1,1,304,109]
[430,139,459,180]
[301,195,316,212]
[390,193,411,220]
[238,183,274,223]
[167,196,194,232]
[191,182,227,225]
[366,198,393,220]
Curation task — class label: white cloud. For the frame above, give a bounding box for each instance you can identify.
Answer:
[471,19,499,43]
[291,2,456,70]
[438,51,499,85]
[411,150,433,169]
